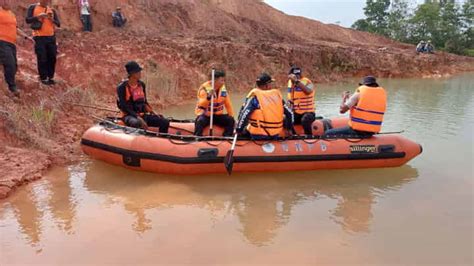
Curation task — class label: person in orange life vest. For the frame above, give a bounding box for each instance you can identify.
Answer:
[116,61,170,133]
[194,70,235,136]
[324,76,387,137]
[0,0,20,96]
[287,66,316,135]
[25,0,60,85]
[236,73,294,140]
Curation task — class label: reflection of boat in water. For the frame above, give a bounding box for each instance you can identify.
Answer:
[81,117,422,175]
[0,167,78,249]
[84,161,419,245]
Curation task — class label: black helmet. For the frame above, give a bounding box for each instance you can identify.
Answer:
[256,73,275,87]
[212,70,226,79]
[289,66,302,76]
[125,61,143,75]
[359,76,379,87]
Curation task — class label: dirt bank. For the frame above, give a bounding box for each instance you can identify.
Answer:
[1,0,473,199]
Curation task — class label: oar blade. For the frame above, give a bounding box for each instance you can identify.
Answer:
[224,150,235,175]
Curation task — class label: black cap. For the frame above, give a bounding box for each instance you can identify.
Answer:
[212,70,226,79]
[289,66,302,75]
[359,76,378,86]
[256,73,275,86]
[125,61,143,75]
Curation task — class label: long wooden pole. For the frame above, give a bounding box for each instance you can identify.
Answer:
[209,69,215,136]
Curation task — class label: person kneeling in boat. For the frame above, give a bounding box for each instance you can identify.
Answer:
[324,76,386,138]
[236,73,294,140]
[194,70,235,136]
[116,61,170,133]
[287,66,316,136]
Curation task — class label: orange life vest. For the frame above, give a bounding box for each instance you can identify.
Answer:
[122,82,148,117]
[247,88,284,136]
[195,81,229,116]
[0,8,17,45]
[32,5,56,37]
[349,86,387,133]
[287,77,315,114]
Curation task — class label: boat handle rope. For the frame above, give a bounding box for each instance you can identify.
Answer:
[93,116,403,146]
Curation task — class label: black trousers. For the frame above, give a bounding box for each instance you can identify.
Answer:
[34,36,57,81]
[194,114,235,136]
[113,18,127,27]
[124,114,170,133]
[81,15,92,32]
[323,126,374,138]
[294,112,316,135]
[0,41,17,92]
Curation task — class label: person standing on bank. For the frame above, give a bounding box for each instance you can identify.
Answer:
[0,0,20,96]
[194,70,235,137]
[25,0,60,85]
[112,7,127,28]
[287,66,316,136]
[117,61,170,133]
[324,76,386,137]
[78,0,92,32]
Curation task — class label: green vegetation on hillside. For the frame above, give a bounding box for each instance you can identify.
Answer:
[352,0,473,56]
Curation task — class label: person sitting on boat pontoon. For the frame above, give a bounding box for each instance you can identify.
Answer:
[287,65,316,136]
[116,61,170,133]
[236,73,294,140]
[324,76,386,138]
[194,70,235,137]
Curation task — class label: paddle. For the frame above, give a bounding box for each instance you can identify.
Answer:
[209,69,215,136]
[224,133,239,175]
[209,68,216,136]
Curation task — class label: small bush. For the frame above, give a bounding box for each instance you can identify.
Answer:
[31,103,55,136]
[60,86,98,106]
[464,49,474,57]
[5,103,56,152]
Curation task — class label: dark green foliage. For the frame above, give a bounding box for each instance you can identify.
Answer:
[352,0,473,56]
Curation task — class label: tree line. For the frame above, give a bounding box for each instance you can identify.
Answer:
[352,0,473,56]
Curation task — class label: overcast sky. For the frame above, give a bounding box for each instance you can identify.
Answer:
[264,0,366,27]
[263,0,452,28]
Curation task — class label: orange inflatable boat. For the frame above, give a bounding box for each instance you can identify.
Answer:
[81,117,422,175]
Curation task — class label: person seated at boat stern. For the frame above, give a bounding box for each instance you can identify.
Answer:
[287,66,316,136]
[116,61,170,133]
[324,76,386,138]
[194,70,235,136]
[236,73,294,140]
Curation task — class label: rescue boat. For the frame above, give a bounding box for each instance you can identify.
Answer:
[80,117,422,175]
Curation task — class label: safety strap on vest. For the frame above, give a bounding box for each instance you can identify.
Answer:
[350,117,383,125]
[353,106,385,115]
[248,119,284,129]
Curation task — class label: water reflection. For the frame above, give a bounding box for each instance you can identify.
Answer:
[83,161,418,245]
[0,168,78,250]
[6,189,43,247]
[46,167,77,234]
[1,162,417,249]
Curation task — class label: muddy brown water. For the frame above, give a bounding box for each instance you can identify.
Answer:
[1,74,473,265]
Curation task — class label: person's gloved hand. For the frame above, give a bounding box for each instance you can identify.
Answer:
[206,89,215,101]
[37,13,48,19]
[342,91,351,100]
[288,74,298,82]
